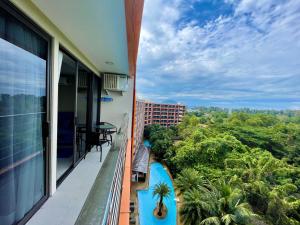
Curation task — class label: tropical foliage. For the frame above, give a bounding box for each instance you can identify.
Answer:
[145,108,300,225]
[144,124,174,160]
[181,180,257,225]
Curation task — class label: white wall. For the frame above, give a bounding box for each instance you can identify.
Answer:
[100,78,134,137]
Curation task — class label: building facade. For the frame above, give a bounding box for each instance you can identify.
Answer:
[134,99,145,154]
[0,1,143,225]
[144,101,186,127]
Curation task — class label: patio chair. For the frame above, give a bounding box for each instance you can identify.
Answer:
[89,132,109,162]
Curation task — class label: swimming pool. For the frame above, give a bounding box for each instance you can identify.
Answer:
[144,139,151,148]
[137,162,176,225]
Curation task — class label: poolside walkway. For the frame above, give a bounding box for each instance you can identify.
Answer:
[130,154,154,225]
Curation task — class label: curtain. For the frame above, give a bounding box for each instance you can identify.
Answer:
[0,15,47,225]
[58,50,63,84]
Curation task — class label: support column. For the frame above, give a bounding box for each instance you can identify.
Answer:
[49,37,59,195]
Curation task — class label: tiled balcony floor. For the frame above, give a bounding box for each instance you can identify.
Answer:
[26,144,111,225]
[75,145,120,225]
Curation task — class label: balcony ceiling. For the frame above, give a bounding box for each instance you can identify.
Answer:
[32,0,129,75]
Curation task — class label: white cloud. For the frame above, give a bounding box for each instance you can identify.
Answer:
[235,0,274,14]
[137,0,300,108]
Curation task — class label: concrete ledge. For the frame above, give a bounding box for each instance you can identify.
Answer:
[75,147,120,225]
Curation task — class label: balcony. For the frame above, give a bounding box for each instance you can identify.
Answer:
[27,115,130,225]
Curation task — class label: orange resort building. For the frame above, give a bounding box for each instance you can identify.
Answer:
[143,100,186,127]
[133,99,145,151]
[0,1,144,225]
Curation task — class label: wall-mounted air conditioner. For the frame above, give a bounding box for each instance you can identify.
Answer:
[103,73,128,92]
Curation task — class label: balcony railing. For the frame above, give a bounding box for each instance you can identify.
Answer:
[102,113,129,225]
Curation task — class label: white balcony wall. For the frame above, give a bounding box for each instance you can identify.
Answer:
[100,78,134,137]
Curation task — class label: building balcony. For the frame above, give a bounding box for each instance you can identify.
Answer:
[27,115,130,225]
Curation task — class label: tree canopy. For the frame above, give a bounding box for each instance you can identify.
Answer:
[145,108,300,225]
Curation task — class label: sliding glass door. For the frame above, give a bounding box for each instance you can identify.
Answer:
[75,65,89,162]
[0,6,49,225]
[57,52,76,181]
[92,75,101,126]
[57,52,99,181]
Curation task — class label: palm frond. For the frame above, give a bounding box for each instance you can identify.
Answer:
[152,182,171,199]
[221,214,236,225]
[200,216,221,225]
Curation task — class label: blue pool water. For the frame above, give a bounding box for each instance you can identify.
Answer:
[144,140,151,148]
[137,162,177,225]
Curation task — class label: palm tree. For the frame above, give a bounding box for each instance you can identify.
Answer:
[201,182,257,225]
[180,181,258,225]
[153,182,171,216]
[180,188,214,225]
[174,168,205,194]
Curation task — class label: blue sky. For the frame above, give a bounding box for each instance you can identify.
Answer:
[136,0,300,109]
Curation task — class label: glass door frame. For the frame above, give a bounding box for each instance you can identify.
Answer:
[57,46,98,183]
[56,49,78,185]
[74,62,92,167]
[0,1,52,225]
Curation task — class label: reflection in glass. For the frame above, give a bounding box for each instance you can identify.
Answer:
[0,37,46,225]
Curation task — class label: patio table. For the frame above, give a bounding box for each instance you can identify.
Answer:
[94,123,117,130]
[94,123,117,145]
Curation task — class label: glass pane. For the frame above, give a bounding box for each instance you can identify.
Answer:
[57,53,76,180]
[0,37,47,225]
[92,76,99,126]
[76,66,88,161]
[0,13,4,38]
[6,18,47,60]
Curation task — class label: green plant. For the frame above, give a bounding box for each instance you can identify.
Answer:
[174,168,204,194]
[153,182,171,216]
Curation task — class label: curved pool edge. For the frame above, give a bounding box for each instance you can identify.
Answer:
[137,162,177,225]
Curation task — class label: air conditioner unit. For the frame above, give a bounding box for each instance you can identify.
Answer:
[103,73,128,92]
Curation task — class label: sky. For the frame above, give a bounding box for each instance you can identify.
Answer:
[136,0,300,109]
